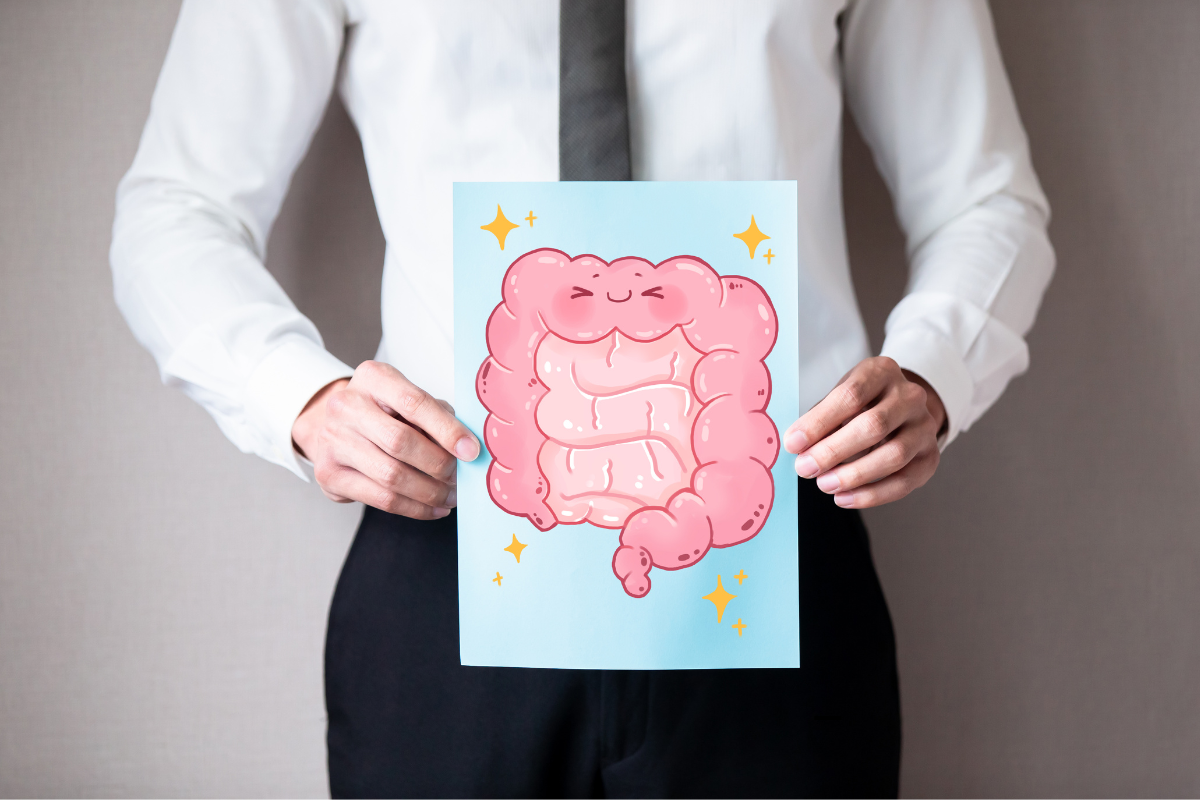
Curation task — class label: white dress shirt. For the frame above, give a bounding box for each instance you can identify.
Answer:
[111,0,1054,480]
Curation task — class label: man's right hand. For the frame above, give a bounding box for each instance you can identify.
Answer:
[290,361,480,520]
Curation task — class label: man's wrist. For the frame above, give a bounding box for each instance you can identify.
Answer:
[901,369,948,438]
[291,377,350,460]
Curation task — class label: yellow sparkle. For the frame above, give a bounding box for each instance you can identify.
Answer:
[525,210,537,226]
[481,205,520,250]
[734,570,747,585]
[763,248,774,265]
[733,215,770,259]
[504,534,528,563]
[732,618,747,636]
[702,575,737,623]
[492,571,503,587]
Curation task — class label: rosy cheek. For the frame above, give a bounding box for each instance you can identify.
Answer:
[649,285,689,324]
[551,288,594,329]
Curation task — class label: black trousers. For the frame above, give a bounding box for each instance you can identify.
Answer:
[326,478,900,798]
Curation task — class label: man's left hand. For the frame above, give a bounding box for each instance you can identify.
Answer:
[783,356,946,509]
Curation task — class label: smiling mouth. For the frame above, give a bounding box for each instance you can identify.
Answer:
[606,290,633,303]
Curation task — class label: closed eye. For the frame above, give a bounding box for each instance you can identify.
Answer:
[570,286,594,299]
[641,286,665,299]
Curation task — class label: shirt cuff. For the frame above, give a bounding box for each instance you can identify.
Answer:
[880,324,973,450]
[243,338,354,480]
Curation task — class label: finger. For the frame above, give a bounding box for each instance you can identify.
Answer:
[434,400,462,482]
[321,488,354,504]
[815,422,931,494]
[321,465,451,520]
[357,361,480,461]
[793,388,920,478]
[336,431,456,509]
[330,388,459,483]
[831,451,939,509]
[783,360,892,455]
[435,400,460,484]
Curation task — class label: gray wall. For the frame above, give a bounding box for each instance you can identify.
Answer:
[1,1,1197,796]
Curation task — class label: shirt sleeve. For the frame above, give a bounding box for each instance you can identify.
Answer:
[110,0,355,479]
[841,0,1056,447]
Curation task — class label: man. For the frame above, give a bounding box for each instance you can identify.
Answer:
[112,0,1053,795]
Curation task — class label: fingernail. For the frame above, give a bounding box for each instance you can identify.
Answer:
[795,455,819,478]
[455,438,480,461]
[448,471,458,486]
[834,493,855,508]
[816,472,840,493]
[446,489,458,508]
[433,507,451,518]
[784,430,809,454]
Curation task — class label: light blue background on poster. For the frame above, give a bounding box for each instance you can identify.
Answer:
[454,181,799,669]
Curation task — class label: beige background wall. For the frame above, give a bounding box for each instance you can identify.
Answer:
[1,1,1198,796]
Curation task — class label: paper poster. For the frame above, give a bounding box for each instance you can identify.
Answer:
[453,181,799,669]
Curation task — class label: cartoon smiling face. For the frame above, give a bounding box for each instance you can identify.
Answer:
[504,250,712,342]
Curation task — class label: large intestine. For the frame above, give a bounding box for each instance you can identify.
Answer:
[476,248,779,597]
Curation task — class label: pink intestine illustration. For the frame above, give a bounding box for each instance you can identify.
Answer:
[476,249,779,597]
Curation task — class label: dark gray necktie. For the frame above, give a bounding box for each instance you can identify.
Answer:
[559,0,631,181]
